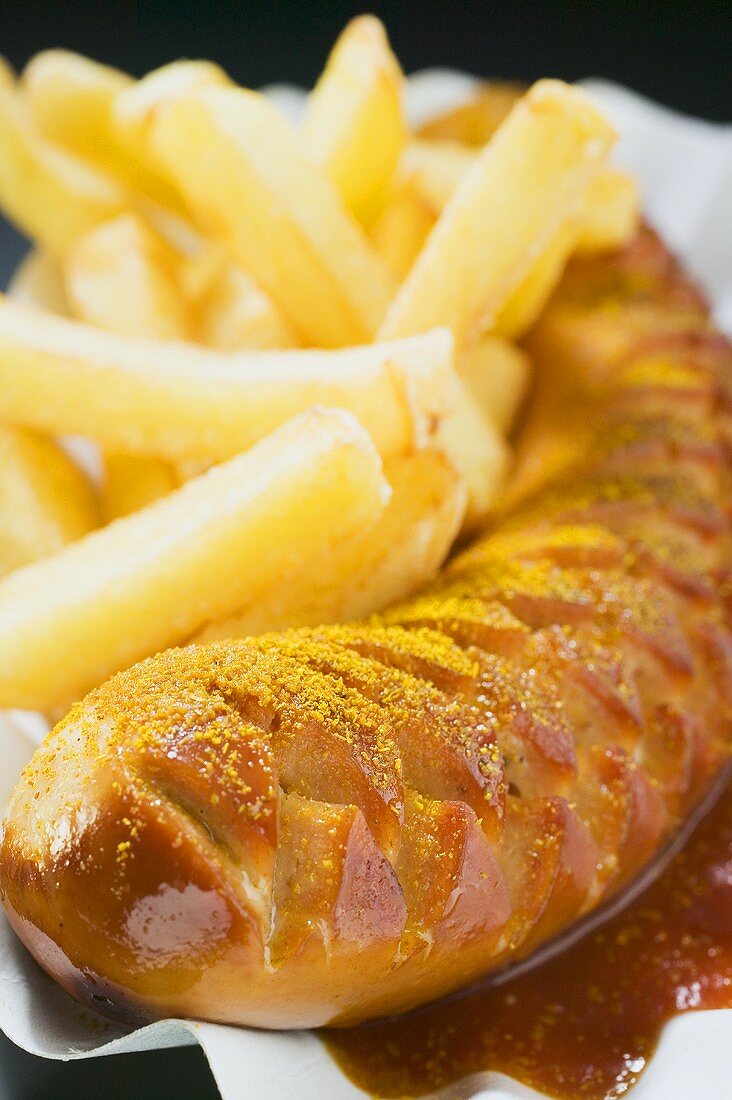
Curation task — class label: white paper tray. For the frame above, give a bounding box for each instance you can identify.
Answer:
[1,72,731,1099]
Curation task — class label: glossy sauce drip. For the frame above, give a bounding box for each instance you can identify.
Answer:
[324,780,732,1099]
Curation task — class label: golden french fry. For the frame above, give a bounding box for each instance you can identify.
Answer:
[397,139,476,214]
[8,250,69,315]
[437,381,509,531]
[0,296,457,462]
[369,183,434,281]
[460,335,531,434]
[185,247,298,351]
[417,82,524,145]
[576,167,640,253]
[380,81,615,345]
[0,74,127,255]
[102,453,181,522]
[492,218,579,339]
[150,86,395,347]
[0,407,390,712]
[0,426,99,578]
[300,15,407,225]
[198,447,465,640]
[63,213,191,340]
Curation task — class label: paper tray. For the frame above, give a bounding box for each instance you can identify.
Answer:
[1,72,731,1098]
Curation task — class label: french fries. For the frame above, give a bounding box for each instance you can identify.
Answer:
[370,183,435,281]
[492,169,640,341]
[576,166,640,253]
[0,427,99,578]
[402,138,639,257]
[198,447,466,639]
[460,335,531,435]
[0,69,127,255]
[60,214,191,517]
[493,219,579,339]
[0,19,637,718]
[102,453,180,522]
[437,383,509,530]
[63,213,191,340]
[0,408,390,712]
[151,86,395,346]
[23,51,132,162]
[301,15,407,225]
[185,247,298,351]
[0,297,457,463]
[380,81,615,345]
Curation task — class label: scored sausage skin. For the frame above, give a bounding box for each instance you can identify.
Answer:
[1,227,731,1028]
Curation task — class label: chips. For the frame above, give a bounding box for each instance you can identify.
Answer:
[0,18,629,707]
[0,427,98,578]
[64,213,191,340]
[0,297,456,463]
[0,409,390,712]
[151,86,395,346]
[197,447,465,638]
[380,81,615,344]
[301,15,407,225]
[0,69,127,255]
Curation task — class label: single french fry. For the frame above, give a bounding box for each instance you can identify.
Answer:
[380,81,615,345]
[0,296,457,462]
[150,86,395,347]
[460,335,531,435]
[63,213,191,340]
[576,167,640,253]
[0,74,127,255]
[369,183,434,281]
[437,381,510,531]
[397,139,476,215]
[185,247,298,351]
[102,453,181,522]
[492,218,579,339]
[0,426,99,578]
[300,15,407,225]
[8,250,69,315]
[0,407,390,712]
[197,447,465,639]
[417,82,524,145]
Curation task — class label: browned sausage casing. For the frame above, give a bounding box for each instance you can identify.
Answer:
[1,228,731,1029]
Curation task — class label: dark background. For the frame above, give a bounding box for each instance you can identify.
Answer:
[0,1,729,1096]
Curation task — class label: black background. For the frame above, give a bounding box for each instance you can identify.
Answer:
[0,1,729,1096]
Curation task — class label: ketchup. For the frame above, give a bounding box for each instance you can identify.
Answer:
[325,780,732,1098]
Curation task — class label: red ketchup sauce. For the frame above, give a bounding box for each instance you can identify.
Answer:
[324,780,732,1098]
